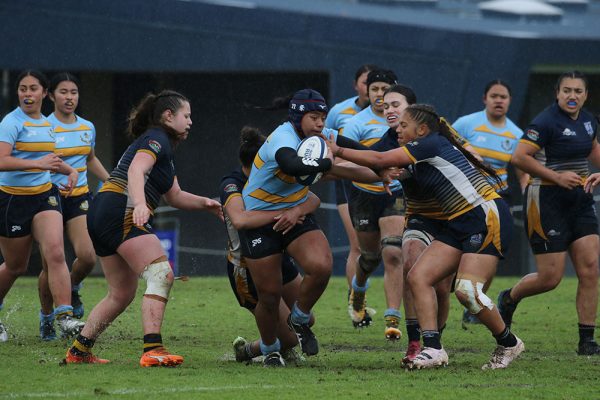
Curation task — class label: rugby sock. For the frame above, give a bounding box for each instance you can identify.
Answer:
[39,310,54,323]
[351,276,369,292]
[384,308,401,319]
[578,323,596,344]
[259,338,281,355]
[291,302,311,325]
[245,342,261,359]
[72,282,83,292]
[406,319,421,342]
[422,330,441,350]
[54,305,74,319]
[71,334,95,356]
[494,327,517,347]
[143,333,163,353]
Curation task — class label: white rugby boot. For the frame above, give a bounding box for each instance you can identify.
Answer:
[482,336,524,370]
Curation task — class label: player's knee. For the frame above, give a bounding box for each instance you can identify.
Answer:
[140,260,173,303]
[454,278,494,314]
[77,249,97,270]
[358,250,381,275]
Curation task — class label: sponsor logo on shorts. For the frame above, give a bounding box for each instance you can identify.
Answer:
[224,184,238,193]
[48,196,58,207]
[469,233,483,247]
[148,140,162,153]
[359,219,369,226]
[547,229,560,237]
[561,128,576,136]
[79,200,89,211]
[11,225,21,233]
[584,121,594,136]
[526,129,539,141]
[251,238,262,247]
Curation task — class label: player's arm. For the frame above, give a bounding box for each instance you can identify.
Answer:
[328,137,411,170]
[164,176,222,219]
[0,141,63,171]
[275,147,333,176]
[87,149,110,182]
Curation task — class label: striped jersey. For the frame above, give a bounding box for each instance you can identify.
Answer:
[220,167,247,267]
[325,96,362,133]
[47,113,96,196]
[243,121,337,211]
[453,110,523,193]
[342,106,400,194]
[520,103,598,186]
[403,132,500,220]
[100,128,175,211]
[0,107,54,195]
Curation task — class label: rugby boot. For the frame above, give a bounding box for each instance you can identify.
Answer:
[409,347,449,369]
[287,314,319,356]
[140,347,184,367]
[577,340,600,356]
[482,336,524,370]
[263,351,285,367]
[64,348,109,364]
[384,315,402,341]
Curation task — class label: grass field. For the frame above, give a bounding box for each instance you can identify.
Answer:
[0,276,599,399]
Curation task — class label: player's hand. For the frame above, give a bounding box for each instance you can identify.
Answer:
[37,153,62,171]
[60,170,78,197]
[555,171,582,190]
[584,173,600,193]
[202,198,223,221]
[132,203,151,226]
[273,207,305,235]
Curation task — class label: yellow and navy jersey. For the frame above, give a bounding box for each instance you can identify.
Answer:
[342,106,400,194]
[325,96,362,133]
[220,167,247,268]
[47,113,96,196]
[521,103,598,186]
[453,110,523,193]
[0,107,54,195]
[100,127,175,211]
[403,132,500,220]
[401,168,446,219]
[243,122,338,211]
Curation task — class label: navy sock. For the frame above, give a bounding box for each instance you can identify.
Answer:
[494,327,517,347]
[143,333,163,353]
[578,323,595,344]
[406,319,421,342]
[422,330,441,350]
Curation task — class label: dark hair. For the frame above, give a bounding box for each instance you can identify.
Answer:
[555,70,588,92]
[483,79,512,97]
[239,126,266,168]
[366,69,398,89]
[49,72,80,94]
[15,69,48,91]
[404,104,501,186]
[354,64,379,82]
[384,84,417,105]
[127,90,189,139]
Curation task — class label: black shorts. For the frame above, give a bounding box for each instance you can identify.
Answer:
[524,185,598,254]
[334,180,348,206]
[348,186,404,232]
[87,191,155,257]
[436,198,512,259]
[239,213,321,259]
[0,185,62,238]
[61,192,93,222]
[403,214,447,246]
[227,254,299,310]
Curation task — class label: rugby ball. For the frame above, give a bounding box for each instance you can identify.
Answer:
[296,136,327,186]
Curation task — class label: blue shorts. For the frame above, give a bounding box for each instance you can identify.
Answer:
[87,191,155,257]
[436,198,512,259]
[61,192,93,222]
[0,185,62,238]
[227,254,299,310]
[524,185,598,254]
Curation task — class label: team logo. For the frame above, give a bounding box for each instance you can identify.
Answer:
[584,121,594,136]
[562,128,576,136]
[501,139,513,151]
[251,238,262,247]
[11,225,21,233]
[79,200,89,211]
[48,196,58,207]
[526,129,539,141]
[547,229,560,237]
[80,132,92,144]
[148,140,161,153]
[224,184,238,193]
[469,233,483,247]
[359,219,369,226]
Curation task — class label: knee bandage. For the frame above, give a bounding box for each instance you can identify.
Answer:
[140,261,172,303]
[358,251,381,274]
[454,278,494,314]
[402,229,434,247]
[380,235,403,249]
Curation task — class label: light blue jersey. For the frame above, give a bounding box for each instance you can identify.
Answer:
[0,107,54,195]
[48,113,96,196]
[342,106,399,194]
[453,110,523,193]
[243,121,338,211]
[325,96,362,133]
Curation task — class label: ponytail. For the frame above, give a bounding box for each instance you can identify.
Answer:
[127,90,188,139]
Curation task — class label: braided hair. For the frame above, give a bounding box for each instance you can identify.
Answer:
[404,104,501,186]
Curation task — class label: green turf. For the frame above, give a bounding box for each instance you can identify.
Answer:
[0,276,599,399]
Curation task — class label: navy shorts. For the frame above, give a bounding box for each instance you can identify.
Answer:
[0,185,62,238]
[239,213,321,259]
[227,254,299,310]
[403,214,447,246]
[61,192,93,222]
[334,180,348,206]
[348,186,404,232]
[524,185,598,254]
[436,198,512,259]
[87,191,155,257]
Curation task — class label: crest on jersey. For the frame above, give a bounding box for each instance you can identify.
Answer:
[47,196,58,207]
[80,132,92,144]
[148,140,161,153]
[526,129,539,141]
[224,184,238,193]
[79,200,89,211]
[584,121,594,136]
[501,139,513,151]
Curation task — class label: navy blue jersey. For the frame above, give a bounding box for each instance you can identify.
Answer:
[522,103,598,185]
[100,128,175,210]
[220,167,247,267]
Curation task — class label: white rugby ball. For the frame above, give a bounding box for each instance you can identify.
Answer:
[296,136,327,186]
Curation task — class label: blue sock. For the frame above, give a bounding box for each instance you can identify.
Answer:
[72,282,83,292]
[259,338,281,355]
[352,276,369,293]
[54,305,73,318]
[291,302,311,325]
[40,311,54,322]
[384,308,401,319]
